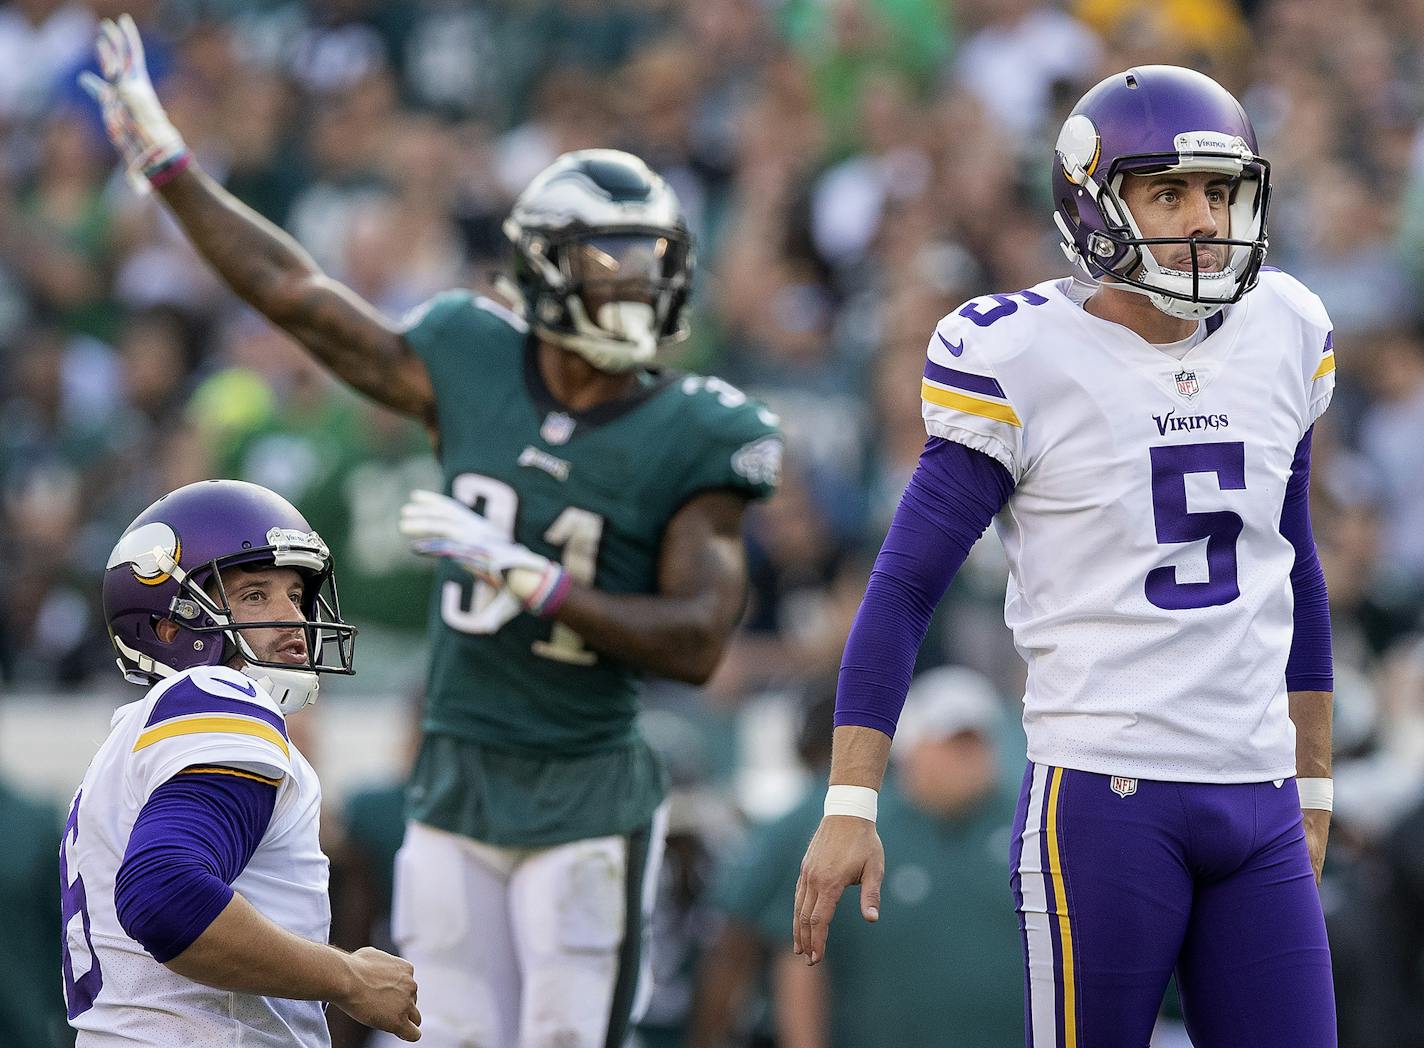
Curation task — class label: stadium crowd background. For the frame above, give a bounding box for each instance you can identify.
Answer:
[4,0,1424,1045]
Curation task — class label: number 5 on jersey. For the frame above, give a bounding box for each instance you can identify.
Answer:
[1146,442,1245,610]
[439,473,602,665]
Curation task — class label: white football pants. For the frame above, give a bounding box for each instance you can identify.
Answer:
[391,812,666,1048]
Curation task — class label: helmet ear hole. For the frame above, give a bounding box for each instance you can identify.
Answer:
[153,617,181,644]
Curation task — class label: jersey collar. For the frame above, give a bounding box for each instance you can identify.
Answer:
[522,336,677,431]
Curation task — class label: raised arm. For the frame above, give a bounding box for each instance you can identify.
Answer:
[156,168,434,422]
[80,15,434,423]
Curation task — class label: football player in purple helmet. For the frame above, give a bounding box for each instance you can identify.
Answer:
[796,66,1337,1048]
[64,480,421,1045]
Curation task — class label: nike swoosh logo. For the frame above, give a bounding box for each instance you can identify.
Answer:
[937,332,965,357]
[214,677,257,698]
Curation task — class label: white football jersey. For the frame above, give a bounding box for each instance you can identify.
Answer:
[62,665,331,1047]
[922,272,1336,782]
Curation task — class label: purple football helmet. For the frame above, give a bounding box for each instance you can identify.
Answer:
[1052,65,1270,320]
[103,479,356,712]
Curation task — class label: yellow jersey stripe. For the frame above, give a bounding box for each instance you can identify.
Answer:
[1312,353,1336,381]
[133,716,291,757]
[178,765,283,787]
[921,380,1023,427]
[1046,767,1077,1048]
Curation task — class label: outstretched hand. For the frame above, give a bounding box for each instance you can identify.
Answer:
[399,490,569,617]
[792,814,884,966]
[78,14,188,192]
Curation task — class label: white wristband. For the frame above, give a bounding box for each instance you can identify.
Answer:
[1297,777,1333,812]
[824,784,878,823]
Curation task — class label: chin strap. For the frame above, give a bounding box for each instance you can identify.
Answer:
[235,635,319,714]
[245,667,319,715]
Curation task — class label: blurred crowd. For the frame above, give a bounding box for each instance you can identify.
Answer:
[6,0,1424,1045]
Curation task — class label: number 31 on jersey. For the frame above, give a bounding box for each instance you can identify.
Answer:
[439,473,601,665]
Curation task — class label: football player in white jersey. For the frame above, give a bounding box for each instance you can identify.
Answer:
[794,67,1338,1047]
[62,480,421,1045]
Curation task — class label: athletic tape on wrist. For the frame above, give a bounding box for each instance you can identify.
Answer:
[823,784,878,822]
[1297,777,1333,812]
[145,149,192,190]
[528,567,571,618]
[508,564,570,618]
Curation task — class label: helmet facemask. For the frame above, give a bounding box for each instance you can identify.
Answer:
[506,223,693,372]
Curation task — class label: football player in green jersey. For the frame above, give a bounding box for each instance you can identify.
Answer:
[83,17,782,1048]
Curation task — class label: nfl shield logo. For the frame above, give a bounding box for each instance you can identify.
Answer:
[1110,776,1138,799]
[540,412,576,445]
[1174,369,1200,399]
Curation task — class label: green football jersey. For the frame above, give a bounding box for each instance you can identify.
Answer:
[404,290,782,756]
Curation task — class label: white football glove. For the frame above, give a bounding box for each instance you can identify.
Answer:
[78,14,189,194]
[399,490,571,617]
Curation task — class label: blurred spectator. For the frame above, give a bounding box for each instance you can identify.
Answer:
[764,667,1023,1048]
[285,73,399,274]
[951,0,1102,145]
[0,1,94,129]
[634,706,746,1048]
[495,65,619,197]
[1357,327,1424,605]
[1073,0,1252,78]
[1277,164,1415,339]
[778,0,952,155]
[324,693,423,1048]
[7,113,117,340]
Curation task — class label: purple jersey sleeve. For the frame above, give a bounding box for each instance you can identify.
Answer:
[114,768,278,963]
[1280,427,1333,692]
[835,438,1015,736]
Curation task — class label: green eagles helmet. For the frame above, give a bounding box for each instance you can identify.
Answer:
[502,149,694,372]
